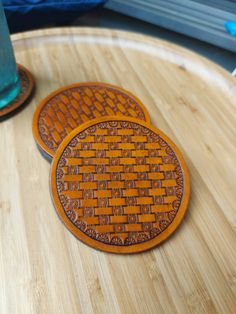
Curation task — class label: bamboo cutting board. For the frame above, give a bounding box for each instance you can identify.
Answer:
[0,28,235,314]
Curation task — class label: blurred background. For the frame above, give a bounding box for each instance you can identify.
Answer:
[3,0,236,72]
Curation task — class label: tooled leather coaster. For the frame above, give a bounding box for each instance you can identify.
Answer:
[0,64,34,119]
[32,83,150,159]
[50,116,190,253]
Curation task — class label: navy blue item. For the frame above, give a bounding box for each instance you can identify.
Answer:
[3,0,106,32]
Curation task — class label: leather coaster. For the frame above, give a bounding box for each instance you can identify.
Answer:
[0,64,34,118]
[32,83,150,159]
[50,116,190,253]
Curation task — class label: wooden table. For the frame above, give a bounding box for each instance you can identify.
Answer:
[0,28,235,314]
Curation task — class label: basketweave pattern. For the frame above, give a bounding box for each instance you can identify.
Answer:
[56,121,184,246]
[38,86,147,153]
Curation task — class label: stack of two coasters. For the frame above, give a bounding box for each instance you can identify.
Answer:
[32,83,190,253]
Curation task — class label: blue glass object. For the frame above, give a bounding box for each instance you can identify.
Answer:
[0,0,21,109]
[224,21,236,36]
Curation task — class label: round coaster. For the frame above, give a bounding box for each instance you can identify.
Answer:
[32,83,150,159]
[0,64,34,118]
[50,116,190,253]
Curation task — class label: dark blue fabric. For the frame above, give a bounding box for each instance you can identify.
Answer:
[3,0,106,32]
[3,0,105,14]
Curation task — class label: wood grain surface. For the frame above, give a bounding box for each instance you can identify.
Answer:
[0,27,235,313]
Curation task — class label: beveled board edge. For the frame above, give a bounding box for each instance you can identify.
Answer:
[12,27,236,103]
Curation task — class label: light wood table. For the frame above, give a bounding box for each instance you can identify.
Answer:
[0,28,235,314]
